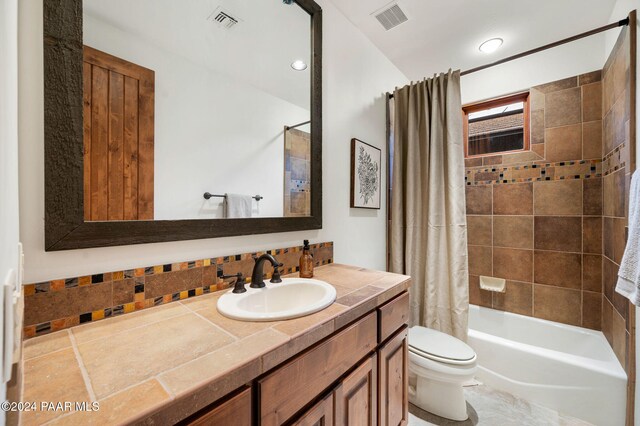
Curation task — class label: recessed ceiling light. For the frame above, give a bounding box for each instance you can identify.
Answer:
[479,38,503,53]
[291,60,307,71]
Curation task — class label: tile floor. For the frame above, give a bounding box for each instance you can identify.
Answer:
[408,384,593,426]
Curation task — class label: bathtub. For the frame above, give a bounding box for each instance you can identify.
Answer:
[467,305,627,426]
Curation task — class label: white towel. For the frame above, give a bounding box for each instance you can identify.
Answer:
[224,193,252,218]
[615,170,640,305]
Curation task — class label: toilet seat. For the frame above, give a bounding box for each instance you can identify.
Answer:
[408,326,476,365]
[409,346,477,366]
[409,350,476,381]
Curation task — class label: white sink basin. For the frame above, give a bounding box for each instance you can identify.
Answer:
[217,278,336,321]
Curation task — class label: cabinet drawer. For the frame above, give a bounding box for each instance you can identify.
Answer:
[378,292,409,343]
[259,312,377,426]
[183,386,251,426]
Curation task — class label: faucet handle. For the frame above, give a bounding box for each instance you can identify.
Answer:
[270,263,284,283]
[222,273,246,294]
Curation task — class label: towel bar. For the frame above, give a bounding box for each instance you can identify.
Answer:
[203,192,263,201]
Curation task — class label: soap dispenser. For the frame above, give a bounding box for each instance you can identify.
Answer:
[299,240,314,278]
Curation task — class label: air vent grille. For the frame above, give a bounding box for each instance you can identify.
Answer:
[208,7,240,30]
[374,4,408,31]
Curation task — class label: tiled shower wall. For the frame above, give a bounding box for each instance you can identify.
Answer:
[465,70,604,330]
[23,242,333,338]
[601,23,636,400]
[466,22,636,424]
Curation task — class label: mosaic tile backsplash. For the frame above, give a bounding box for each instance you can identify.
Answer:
[23,242,334,338]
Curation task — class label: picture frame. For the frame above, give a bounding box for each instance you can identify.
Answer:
[350,138,381,209]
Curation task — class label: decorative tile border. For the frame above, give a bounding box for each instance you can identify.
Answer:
[602,142,628,176]
[465,159,602,186]
[603,162,627,177]
[23,242,334,339]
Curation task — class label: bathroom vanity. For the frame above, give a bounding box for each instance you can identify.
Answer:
[21,264,410,425]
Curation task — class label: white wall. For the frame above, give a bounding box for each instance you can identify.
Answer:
[461,33,608,104]
[1,0,19,416]
[18,0,407,283]
[83,14,311,220]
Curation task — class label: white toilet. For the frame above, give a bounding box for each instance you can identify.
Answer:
[408,326,478,421]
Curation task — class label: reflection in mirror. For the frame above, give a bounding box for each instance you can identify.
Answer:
[82,0,311,221]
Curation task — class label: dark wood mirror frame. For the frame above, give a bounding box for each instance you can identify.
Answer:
[43,0,322,251]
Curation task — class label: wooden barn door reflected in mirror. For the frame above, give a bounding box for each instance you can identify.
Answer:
[83,46,155,221]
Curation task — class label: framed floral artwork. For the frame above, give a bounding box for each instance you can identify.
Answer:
[350,138,381,209]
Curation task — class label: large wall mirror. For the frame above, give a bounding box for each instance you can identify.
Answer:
[44,0,322,250]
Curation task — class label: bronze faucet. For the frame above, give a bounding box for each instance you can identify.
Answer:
[251,254,283,288]
[222,273,247,294]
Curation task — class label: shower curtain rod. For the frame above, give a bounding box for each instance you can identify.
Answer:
[387,16,630,99]
[285,120,311,131]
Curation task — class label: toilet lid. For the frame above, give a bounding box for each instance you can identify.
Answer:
[408,326,476,362]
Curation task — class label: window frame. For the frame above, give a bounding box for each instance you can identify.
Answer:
[462,91,531,159]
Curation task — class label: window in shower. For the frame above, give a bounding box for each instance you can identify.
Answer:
[463,92,530,157]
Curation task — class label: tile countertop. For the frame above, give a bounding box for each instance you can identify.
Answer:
[20,264,411,426]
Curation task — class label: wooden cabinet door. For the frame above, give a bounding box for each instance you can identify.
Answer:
[335,354,378,426]
[293,392,334,426]
[184,387,252,426]
[378,327,408,426]
[83,45,155,221]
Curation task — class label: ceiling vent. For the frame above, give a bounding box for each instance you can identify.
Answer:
[208,7,240,30]
[373,3,408,31]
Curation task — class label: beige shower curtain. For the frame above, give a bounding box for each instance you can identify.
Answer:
[390,70,469,341]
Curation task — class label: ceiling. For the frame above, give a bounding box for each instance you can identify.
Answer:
[84,0,311,110]
[332,0,618,81]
